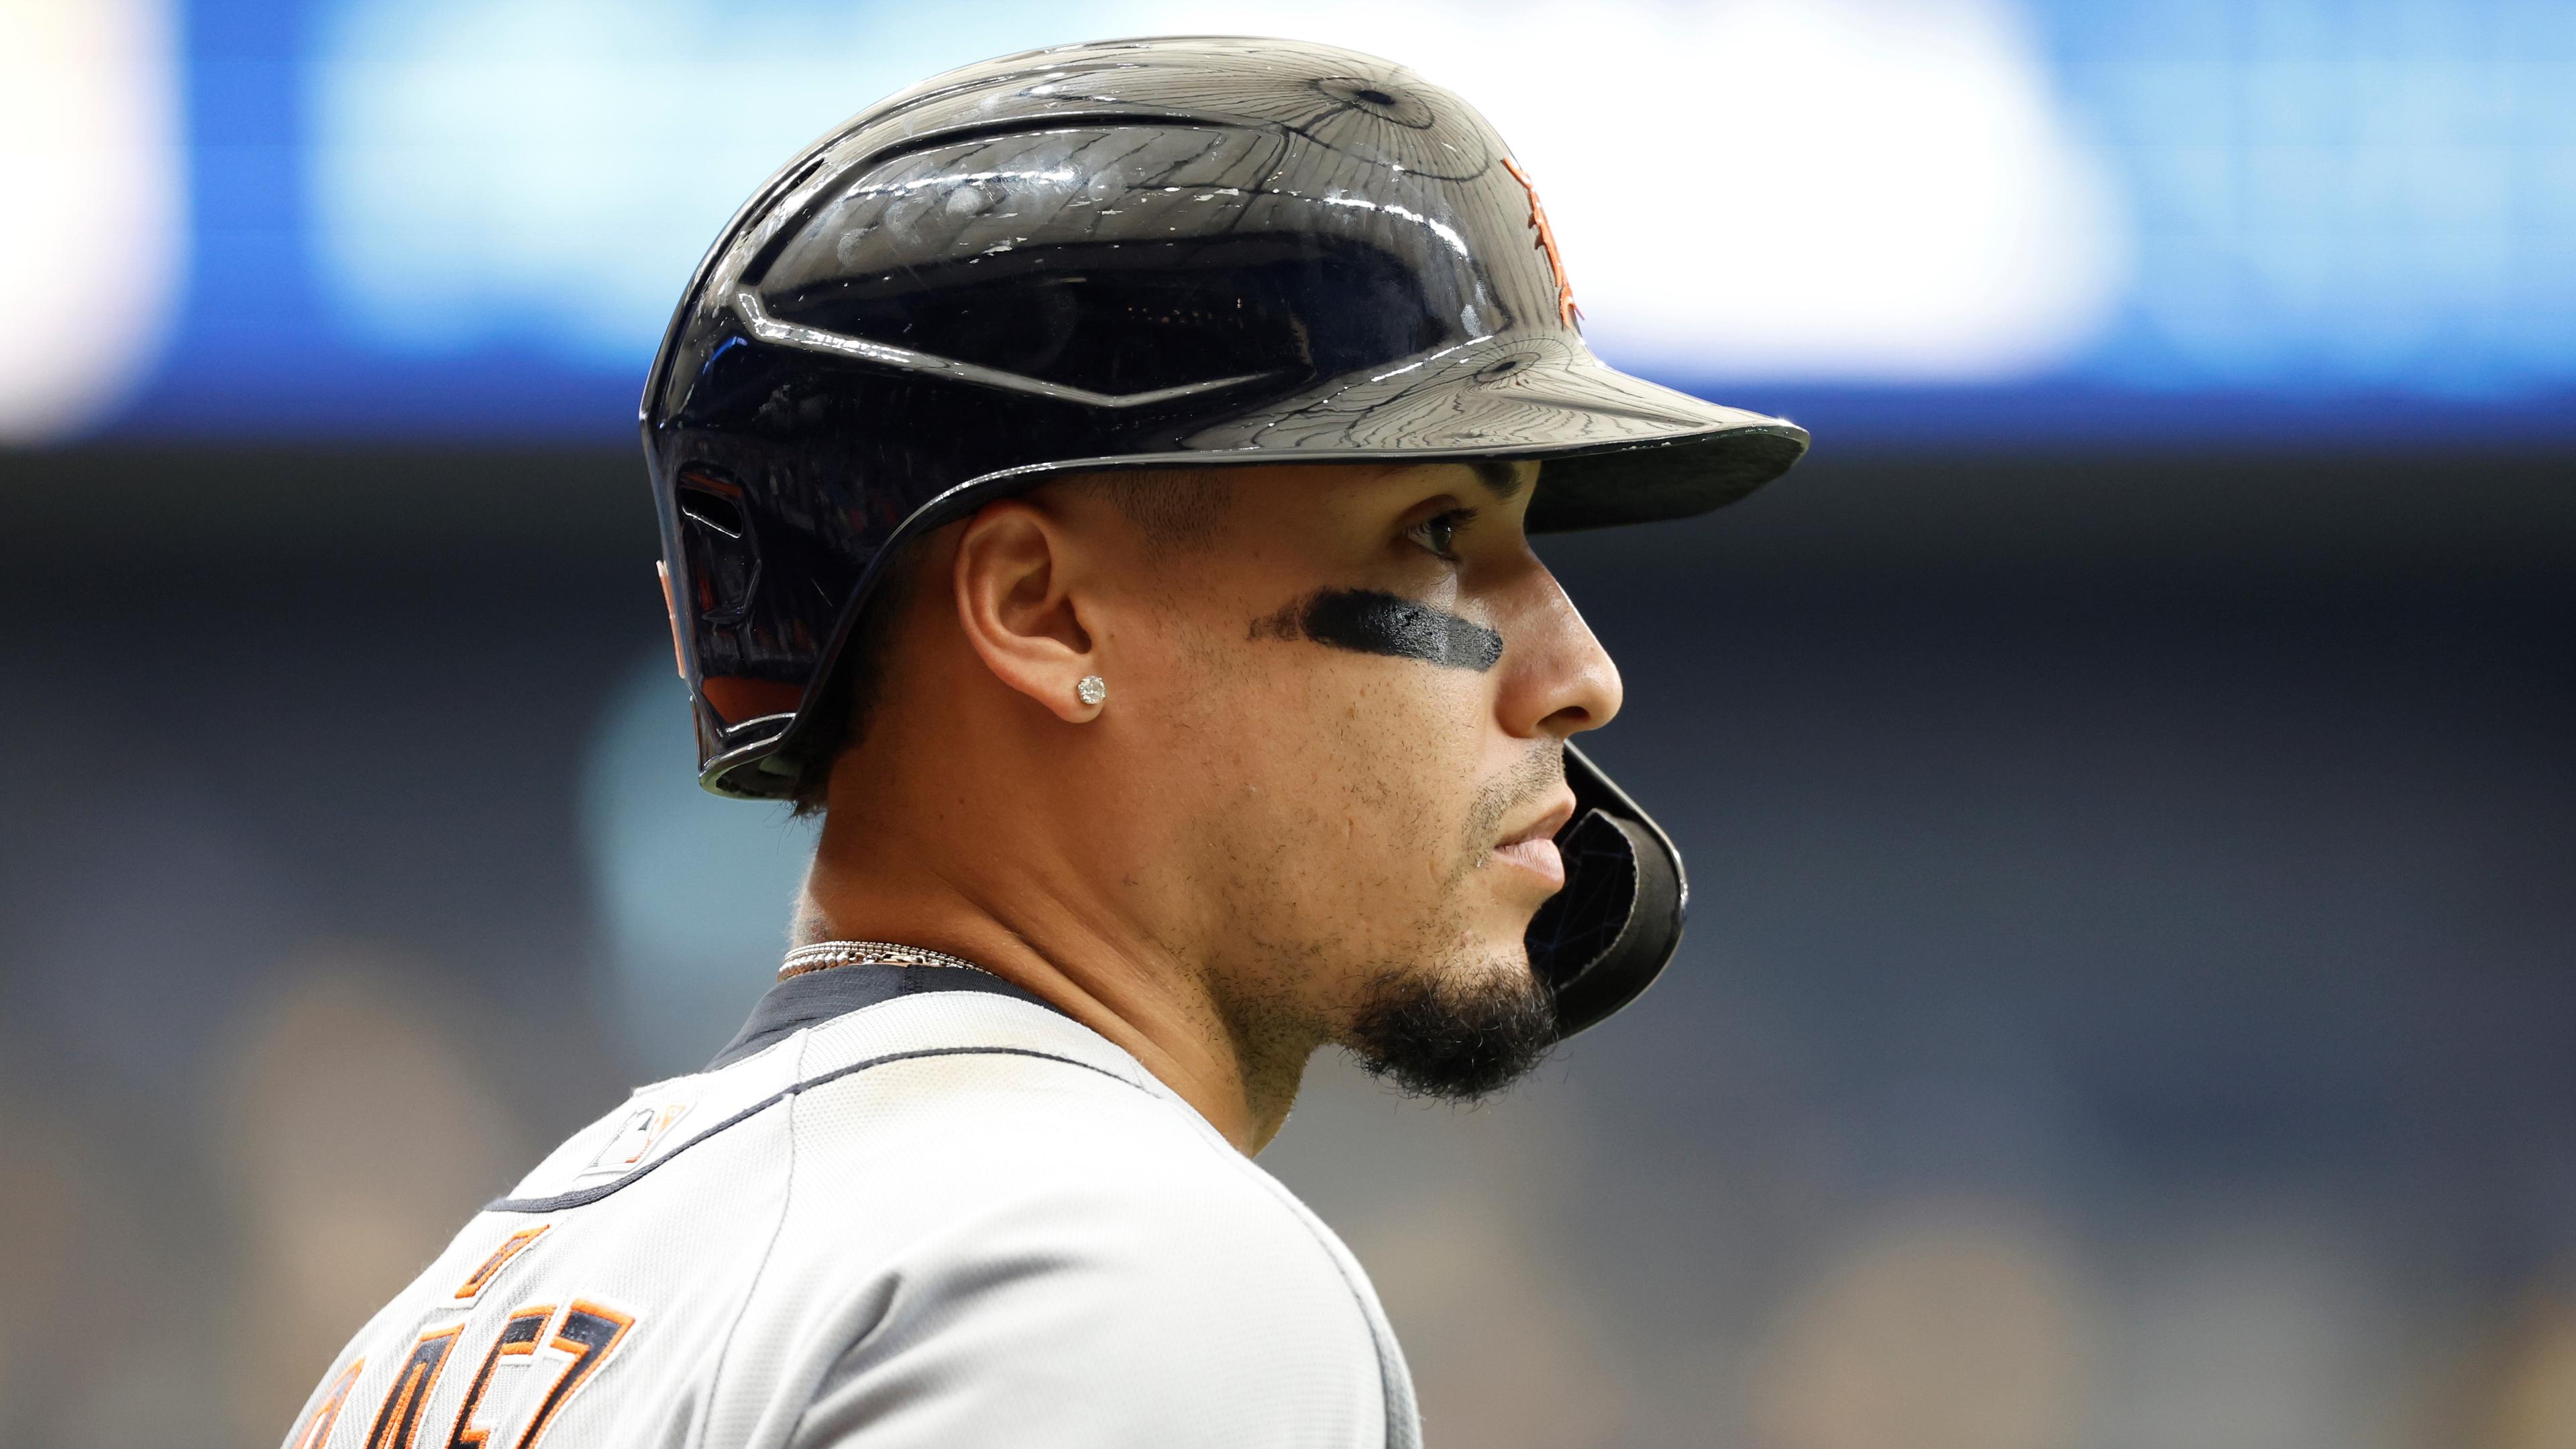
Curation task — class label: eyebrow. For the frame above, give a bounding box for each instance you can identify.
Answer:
[1470,460,1526,500]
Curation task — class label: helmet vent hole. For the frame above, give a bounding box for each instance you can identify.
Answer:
[676,478,761,625]
[680,492,745,541]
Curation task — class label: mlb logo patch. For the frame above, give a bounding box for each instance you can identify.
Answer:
[581,1099,692,1177]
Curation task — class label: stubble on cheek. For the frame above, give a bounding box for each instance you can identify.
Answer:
[1186,650,1460,1040]
[1181,598,1564,1100]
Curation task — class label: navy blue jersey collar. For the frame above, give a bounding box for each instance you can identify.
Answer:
[708,962,1060,1071]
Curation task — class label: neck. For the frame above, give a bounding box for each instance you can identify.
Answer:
[800,805,1310,1155]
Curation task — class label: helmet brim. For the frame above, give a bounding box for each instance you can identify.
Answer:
[1162,330,1809,531]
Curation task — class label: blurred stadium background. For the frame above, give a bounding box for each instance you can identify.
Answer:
[4,1,2573,1445]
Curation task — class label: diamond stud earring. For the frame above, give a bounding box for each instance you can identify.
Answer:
[1075,674,1108,707]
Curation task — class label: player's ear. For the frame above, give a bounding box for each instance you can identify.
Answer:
[951,497,1104,722]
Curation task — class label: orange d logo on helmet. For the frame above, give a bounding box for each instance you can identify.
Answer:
[1501,158,1580,330]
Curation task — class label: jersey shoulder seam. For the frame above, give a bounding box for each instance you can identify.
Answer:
[1178,1128,1409,1448]
[691,1029,809,1449]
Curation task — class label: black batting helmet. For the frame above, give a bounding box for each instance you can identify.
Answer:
[643,36,1807,1038]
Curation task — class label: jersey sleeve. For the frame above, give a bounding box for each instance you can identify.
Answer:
[782,1167,1398,1449]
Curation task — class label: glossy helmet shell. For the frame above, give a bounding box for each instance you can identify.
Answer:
[641,36,1807,1036]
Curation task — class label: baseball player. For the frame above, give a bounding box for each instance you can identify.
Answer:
[284,37,1805,1448]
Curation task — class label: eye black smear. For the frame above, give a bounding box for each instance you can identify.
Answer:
[1251,588,1504,672]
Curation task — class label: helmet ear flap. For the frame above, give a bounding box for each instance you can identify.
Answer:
[1525,744,1688,1038]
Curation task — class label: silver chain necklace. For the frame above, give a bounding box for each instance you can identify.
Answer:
[777,939,996,983]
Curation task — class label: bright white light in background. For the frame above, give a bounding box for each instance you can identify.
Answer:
[0,0,185,441]
[311,0,2120,382]
[311,0,1075,365]
[2066,8,2576,396]
[1122,0,2127,382]
[582,651,817,1075]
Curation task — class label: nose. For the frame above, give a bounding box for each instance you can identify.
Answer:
[1495,559,1623,741]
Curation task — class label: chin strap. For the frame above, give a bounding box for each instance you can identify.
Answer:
[1524,743,1690,1038]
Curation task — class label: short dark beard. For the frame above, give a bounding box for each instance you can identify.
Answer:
[1345,957,1559,1100]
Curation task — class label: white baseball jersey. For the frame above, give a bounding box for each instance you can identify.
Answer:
[281,965,1421,1448]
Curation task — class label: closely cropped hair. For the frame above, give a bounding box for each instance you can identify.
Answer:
[788,467,1238,815]
[1083,466,1236,555]
[787,539,926,816]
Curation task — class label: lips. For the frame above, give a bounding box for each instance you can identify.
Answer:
[1493,794,1576,892]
